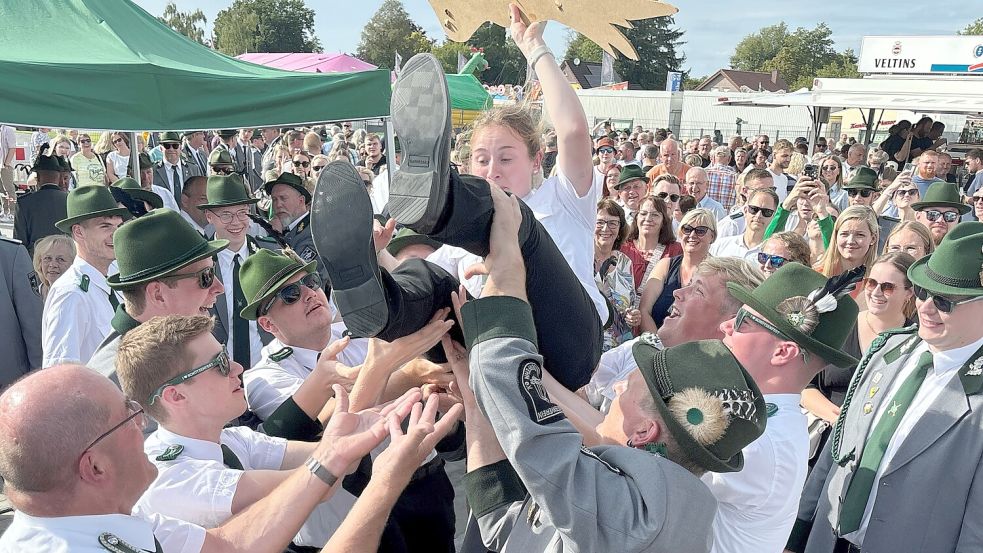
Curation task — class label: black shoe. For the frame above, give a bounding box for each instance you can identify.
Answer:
[389,53,452,234]
[311,161,388,338]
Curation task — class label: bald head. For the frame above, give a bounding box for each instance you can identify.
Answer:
[0,365,115,493]
[660,139,681,167]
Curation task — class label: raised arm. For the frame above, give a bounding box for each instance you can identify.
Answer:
[508,4,593,196]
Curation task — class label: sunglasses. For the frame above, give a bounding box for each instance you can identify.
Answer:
[756,252,788,269]
[734,308,794,342]
[213,166,234,175]
[162,143,181,150]
[293,160,311,168]
[913,284,983,314]
[261,272,322,316]
[746,205,775,217]
[79,139,92,144]
[597,147,615,154]
[847,189,874,198]
[921,209,959,223]
[656,192,680,202]
[894,188,918,197]
[313,165,327,172]
[822,165,839,172]
[81,399,147,456]
[865,277,908,297]
[681,224,710,237]
[148,350,231,405]
[163,265,215,289]
[113,138,124,145]
[973,196,983,204]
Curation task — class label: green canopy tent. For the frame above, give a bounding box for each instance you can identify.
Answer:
[0,0,391,131]
[445,74,492,128]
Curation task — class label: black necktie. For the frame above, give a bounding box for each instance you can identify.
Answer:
[221,443,244,470]
[171,164,179,194]
[196,151,205,174]
[107,289,119,310]
[232,254,250,369]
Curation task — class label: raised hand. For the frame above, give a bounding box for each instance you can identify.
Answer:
[313,336,360,392]
[508,3,547,60]
[372,217,397,253]
[367,308,453,372]
[372,394,463,487]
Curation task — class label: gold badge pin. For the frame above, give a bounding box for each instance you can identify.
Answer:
[868,386,879,398]
[863,403,873,415]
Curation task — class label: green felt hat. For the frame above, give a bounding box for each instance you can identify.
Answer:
[112,177,163,209]
[31,153,63,173]
[182,130,202,137]
[239,249,317,320]
[843,166,878,190]
[250,129,263,140]
[198,175,259,209]
[138,152,153,170]
[614,165,647,190]
[55,186,132,233]
[159,131,182,144]
[908,221,983,297]
[108,208,229,289]
[911,180,970,214]
[631,339,767,473]
[208,148,234,166]
[217,129,238,139]
[726,263,860,368]
[264,172,311,202]
[386,228,442,257]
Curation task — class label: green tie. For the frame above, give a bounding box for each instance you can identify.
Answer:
[838,350,933,535]
[108,289,120,311]
[221,443,244,470]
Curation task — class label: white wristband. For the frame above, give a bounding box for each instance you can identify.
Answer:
[528,45,553,69]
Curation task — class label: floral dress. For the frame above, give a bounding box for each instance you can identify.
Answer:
[595,250,638,351]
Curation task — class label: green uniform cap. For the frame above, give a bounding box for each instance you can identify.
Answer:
[55,186,132,233]
[910,180,971,214]
[108,208,228,289]
[112,177,163,209]
[138,152,153,170]
[239,249,317,320]
[217,129,238,138]
[631,339,767,473]
[198,175,259,209]
[908,221,983,297]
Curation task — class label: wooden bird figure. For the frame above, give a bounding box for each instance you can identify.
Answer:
[427,0,678,61]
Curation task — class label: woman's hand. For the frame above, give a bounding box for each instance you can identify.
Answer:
[508,3,547,59]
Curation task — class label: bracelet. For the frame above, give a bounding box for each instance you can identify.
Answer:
[527,45,553,69]
[305,456,339,487]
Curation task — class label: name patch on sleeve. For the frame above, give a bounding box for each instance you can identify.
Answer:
[518,359,565,425]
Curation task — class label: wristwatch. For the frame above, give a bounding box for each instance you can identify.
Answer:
[305,457,339,487]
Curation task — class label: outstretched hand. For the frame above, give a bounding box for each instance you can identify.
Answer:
[314,336,360,392]
[373,394,463,486]
[372,218,397,253]
[508,3,547,59]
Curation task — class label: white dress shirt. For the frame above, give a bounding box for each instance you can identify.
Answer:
[0,511,205,553]
[163,160,184,197]
[850,334,983,543]
[703,393,809,553]
[709,234,764,262]
[41,257,119,366]
[217,243,263,367]
[181,209,214,237]
[152,184,180,212]
[584,335,645,413]
[426,245,484,298]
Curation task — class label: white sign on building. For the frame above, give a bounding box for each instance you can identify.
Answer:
[859,36,983,75]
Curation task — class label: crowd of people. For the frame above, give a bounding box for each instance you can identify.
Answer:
[2,7,983,553]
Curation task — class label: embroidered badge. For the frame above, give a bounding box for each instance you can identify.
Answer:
[155,444,184,462]
[967,357,983,377]
[637,332,664,350]
[863,403,873,415]
[765,402,779,418]
[580,445,624,475]
[28,271,41,297]
[77,273,90,292]
[888,401,901,417]
[98,532,142,553]
[298,245,317,262]
[270,347,294,362]
[518,359,564,425]
[899,336,918,354]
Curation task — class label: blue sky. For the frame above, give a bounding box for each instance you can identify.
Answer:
[133,0,979,76]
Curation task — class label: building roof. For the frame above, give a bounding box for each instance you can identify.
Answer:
[560,59,624,89]
[695,69,788,93]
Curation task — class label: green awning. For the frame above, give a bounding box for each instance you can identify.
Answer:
[0,0,391,131]
[446,74,492,112]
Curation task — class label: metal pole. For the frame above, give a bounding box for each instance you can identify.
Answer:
[129,132,140,184]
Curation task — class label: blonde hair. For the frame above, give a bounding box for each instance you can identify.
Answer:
[696,257,764,314]
[820,205,879,277]
[883,220,935,257]
[32,235,76,291]
[116,315,215,422]
[469,102,543,161]
[787,152,807,176]
[678,208,717,240]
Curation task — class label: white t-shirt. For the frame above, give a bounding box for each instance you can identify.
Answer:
[107,151,130,179]
[767,169,792,203]
[703,393,809,553]
[709,234,763,263]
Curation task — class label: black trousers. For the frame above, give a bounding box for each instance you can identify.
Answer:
[378,171,602,391]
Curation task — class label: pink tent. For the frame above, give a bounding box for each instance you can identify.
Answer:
[237,53,376,73]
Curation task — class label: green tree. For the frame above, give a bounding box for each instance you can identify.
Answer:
[213,0,321,57]
[356,0,434,70]
[432,41,474,74]
[683,75,706,90]
[463,23,526,85]
[730,23,788,71]
[157,2,207,45]
[959,17,983,35]
[563,31,603,64]
[613,17,687,90]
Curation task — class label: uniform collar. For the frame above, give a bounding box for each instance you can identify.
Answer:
[933,333,983,376]
[111,304,142,335]
[287,212,309,232]
[150,425,223,462]
[263,337,318,369]
[218,240,249,262]
[72,256,113,291]
[39,182,61,190]
[9,511,160,553]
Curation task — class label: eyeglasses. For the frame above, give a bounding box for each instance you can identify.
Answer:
[162,265,215,289]
[681,224,710,237]
[756,252,788,269]
[260,272,322,316]
[734,308,794,342]
[865,277,908,297]
[595,220,620,230]
[343,124,352,128]
[162,143,181,150]
[213,166,234,175]
[913,284,983,314]
[894,188,918,197]
[847,189,874,198]
[147,350,231,405]
[81,399,147,457]
[293,160,311,168]
[213,209,250,224]
[597,147,615,154]
[656,192,680,202]
[746,205,775,218]
[313,165,326,172]
[921,209,959,223]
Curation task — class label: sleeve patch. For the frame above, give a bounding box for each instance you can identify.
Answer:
[298,245,317,261]
[28,271,41,296]
[518,359,565,425]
